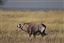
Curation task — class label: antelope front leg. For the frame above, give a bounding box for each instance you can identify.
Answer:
[29,33,32,37]
[29,33,32,40]
[33,33,36,38]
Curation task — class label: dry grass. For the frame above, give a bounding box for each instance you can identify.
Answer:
[0,10,64,43]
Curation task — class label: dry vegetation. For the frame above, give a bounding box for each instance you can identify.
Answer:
[0,10,64,43]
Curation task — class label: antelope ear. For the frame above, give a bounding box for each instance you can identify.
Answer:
[19,24,21,25]
[17,24,19,27]
[17,24,21,28]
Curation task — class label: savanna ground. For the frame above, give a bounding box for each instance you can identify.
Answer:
[0,10,64,43]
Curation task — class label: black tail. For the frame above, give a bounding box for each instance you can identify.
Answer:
[41,24,46,29]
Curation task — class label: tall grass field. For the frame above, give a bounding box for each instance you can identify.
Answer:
[0,10,64,43]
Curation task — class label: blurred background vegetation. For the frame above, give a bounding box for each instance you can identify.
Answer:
[0,0,7,5]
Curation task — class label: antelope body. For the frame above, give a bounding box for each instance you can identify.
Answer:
[17,23,46,38]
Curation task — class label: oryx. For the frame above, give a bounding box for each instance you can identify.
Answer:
[17,22,46,38]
